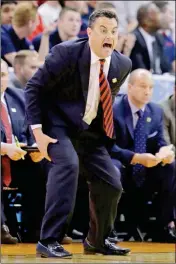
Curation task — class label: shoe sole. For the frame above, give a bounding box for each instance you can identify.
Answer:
[84,250,130,256]
[36,253,72,258]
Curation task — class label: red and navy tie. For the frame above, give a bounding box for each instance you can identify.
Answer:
[1,101,12,186]
[99,59,114,138]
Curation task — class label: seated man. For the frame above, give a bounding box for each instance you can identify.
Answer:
[8,50,41,89]
[1,142,26,244]
[1,2,46,66]
[160,90,175,153]
[111,69,176,242]
[1,59,44,242]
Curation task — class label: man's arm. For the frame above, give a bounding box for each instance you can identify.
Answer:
[1,30,17,65]
[25,43,69,126]
[111,144,135,165]
[25,43,69,160]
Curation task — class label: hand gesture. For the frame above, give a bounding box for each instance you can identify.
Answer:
[156,145,175,165]
[33,130,57,161]
[132,153,162,167]
[5,143,27,161]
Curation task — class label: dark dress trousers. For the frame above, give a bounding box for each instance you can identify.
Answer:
[25,38,132,248]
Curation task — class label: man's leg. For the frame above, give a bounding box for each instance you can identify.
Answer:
[82,145,123,249]
[40,138,79,243]
[149,161,176,228]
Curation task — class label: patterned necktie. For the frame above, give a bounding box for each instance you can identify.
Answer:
[99,59,114,138]
[1,101,12,186]
[132,110,146,187]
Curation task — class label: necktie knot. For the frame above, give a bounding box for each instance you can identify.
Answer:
[99,59,105,70]
[136,109,143,118]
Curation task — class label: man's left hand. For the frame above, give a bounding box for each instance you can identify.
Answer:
[155,145,175,165]
[29,152,44,162]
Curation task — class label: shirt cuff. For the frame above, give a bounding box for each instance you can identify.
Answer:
[31,124,42,130]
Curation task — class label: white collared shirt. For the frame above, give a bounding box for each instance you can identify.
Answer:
[138,27,156,62]
[128,98,145,128]
[1,92,15,143]
[83,50,111,125]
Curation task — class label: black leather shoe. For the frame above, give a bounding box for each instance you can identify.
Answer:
[36,241,72,258]
[163,226,176,243]
[83,238,130,255]
[1,225,18,244]
[153,226,176,243]
[108,229,119,243]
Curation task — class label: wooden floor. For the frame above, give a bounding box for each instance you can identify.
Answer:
[1,242,176,263]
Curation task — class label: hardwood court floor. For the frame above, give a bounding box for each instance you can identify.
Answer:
[1,242,176,263]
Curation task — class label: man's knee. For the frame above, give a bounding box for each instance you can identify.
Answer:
[113,166,123,195]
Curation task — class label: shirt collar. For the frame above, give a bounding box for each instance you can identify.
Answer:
[139,27,156,43]
[90,49,111,66]
[128,97,145,115]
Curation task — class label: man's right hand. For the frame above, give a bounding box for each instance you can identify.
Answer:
[33,128,57,161]
[5,143,27,161]
[131,153,162,167]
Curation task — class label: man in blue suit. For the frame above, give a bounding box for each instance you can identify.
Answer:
[1,59,44,243]
[25,10,132,257]
[112,69,176,242]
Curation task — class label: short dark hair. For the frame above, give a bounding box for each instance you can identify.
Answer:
[88,9,118,28]
[1,0,17,6]
[137,3,155,26]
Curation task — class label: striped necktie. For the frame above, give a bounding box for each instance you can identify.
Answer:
[99,59,114,138]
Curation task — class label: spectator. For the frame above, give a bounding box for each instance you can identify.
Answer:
[130,3,172,74]
[8,50,41,89]
[1,2,47,66]
[1,2,37,66]
[1,59,45,242]
[1,0,17,25]
[153,1,175,71]
[59,1,89,38]
[38,0,62,27]
[33,7,81,52]
[111,69,176,243]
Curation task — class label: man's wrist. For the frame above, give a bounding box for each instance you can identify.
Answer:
[1,142,9,155]
[131,153,140,165]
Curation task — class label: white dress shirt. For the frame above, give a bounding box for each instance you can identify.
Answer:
[83,50,111,125]
[138,27,156,63]
[31,49,111,129]
[128,98,145,128]
[1,92,15,143]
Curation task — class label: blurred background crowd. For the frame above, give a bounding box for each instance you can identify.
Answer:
[1,0,175,244]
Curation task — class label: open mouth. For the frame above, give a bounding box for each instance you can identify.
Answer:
[103,43,112,49]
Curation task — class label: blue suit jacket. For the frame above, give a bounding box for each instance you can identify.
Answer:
[25,38,132,134]
[1,87,34,145]
[111,94,167,165]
